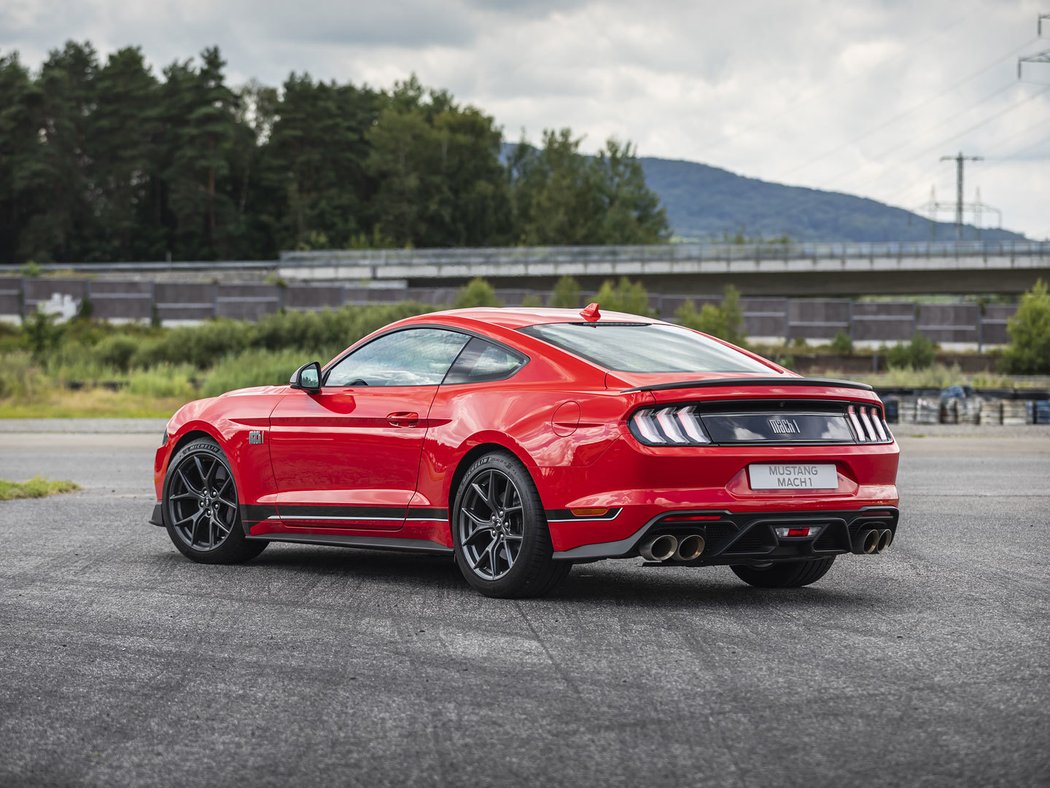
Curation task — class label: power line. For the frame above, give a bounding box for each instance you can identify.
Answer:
[694,14,972,159]
[777,36,1038,180]
[823,83,1050,196]
[1001,132,1050,159]
[819,80,1018,190]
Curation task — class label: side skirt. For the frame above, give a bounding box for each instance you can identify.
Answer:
[245,532,453,556]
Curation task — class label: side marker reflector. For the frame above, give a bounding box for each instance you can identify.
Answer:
[570,508,610,517]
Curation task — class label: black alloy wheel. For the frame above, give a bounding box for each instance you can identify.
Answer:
[162,437,267,564]
[457,466,525,581]
[167,450,238,551]
[452,451,570,598]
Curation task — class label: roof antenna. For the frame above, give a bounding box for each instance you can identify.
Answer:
[580,303,601,322]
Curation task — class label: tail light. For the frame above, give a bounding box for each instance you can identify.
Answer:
[847,404,890,442]
[629,406,711,446]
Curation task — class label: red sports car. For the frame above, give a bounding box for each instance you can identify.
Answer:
[150,305,899,598]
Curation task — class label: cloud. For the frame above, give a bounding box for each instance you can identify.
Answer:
[1,0,1048,238]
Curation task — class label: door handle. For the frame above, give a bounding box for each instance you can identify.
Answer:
[387,411,419,427]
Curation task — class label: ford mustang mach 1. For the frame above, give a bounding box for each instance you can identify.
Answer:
[150,305,900,598]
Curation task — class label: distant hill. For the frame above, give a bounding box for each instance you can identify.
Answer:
[638,156,1025,243]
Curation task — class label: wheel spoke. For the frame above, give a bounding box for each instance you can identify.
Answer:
[192,456,207,486]
[463,525,489,545]
[188,510,204,545]
[207,460,220,487]
[177,469,200,495]
[467,536,497,570]
[217,496,238,509]
[462,508,488,526]
[487,537,500,574]
[470,480,490,507]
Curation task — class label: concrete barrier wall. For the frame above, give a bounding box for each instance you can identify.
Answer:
[0,276,1021,346]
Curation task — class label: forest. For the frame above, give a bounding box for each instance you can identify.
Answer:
[0,42,669,264]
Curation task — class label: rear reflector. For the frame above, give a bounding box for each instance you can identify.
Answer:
[774,526,819,538]
[570,507,609,517]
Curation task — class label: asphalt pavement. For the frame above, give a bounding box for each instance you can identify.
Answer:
[0,423,1047,787]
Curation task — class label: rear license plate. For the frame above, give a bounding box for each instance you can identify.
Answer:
[748,463,838,490]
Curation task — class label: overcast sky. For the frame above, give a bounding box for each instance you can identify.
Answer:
[3,0,1049,238]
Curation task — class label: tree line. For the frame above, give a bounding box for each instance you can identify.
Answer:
[0,42,669,264]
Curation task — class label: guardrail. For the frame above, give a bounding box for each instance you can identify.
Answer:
[2,240,1048,276]
[279,240,1050,267]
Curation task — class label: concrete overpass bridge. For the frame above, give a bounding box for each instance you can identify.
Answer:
[278,240,1050,297]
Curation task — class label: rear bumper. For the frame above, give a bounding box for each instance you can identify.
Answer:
[553,505,899,562]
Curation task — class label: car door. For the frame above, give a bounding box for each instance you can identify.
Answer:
[268,327,471,530]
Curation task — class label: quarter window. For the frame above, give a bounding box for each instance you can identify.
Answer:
[325,328,470,387]
[443,338,525,384]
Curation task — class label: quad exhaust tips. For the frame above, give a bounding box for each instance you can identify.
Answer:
[638,532,707,563]
[853,528,894,555]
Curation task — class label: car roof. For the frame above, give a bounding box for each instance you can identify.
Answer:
[421,306,667,330]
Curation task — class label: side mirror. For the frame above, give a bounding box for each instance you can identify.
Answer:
[290,361,322,392]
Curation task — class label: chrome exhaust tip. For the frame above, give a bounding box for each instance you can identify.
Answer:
[674,533,706,562]
[852,528,880,555]
[876,528,893,553]
[639,534,678,562]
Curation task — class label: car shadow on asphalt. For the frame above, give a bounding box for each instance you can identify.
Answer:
[198,544,881,610]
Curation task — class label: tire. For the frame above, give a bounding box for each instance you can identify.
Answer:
[162,436,267,565]
[452,451,570,598]
[731,557,835,589]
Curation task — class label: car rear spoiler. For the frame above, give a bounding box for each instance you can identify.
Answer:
[622,377,874,393]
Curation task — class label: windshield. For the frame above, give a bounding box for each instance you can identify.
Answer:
[520,322,774,374]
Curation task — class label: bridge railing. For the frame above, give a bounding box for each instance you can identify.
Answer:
[279,240,1050,267]
[1,240,1047,276]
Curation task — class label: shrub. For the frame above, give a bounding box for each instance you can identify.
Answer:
[1001,279,1050,374]
[550,275,582,308]
[454,278,502,308]
[885,332,938,370]
[93,334,140,372]
[520,294,544,307]
[0,351,44,399]
[830,330,854,355]
[126,365,198,399]
[199,349,306,398]
[673,285,746,346]
[594,276,650,315]
[22,310,63,362]
[140,320,252,369]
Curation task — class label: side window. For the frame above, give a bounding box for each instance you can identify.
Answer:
[325,328,470,387]
[443,337,525,385]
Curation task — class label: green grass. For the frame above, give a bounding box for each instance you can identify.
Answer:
[0,477,80,501]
